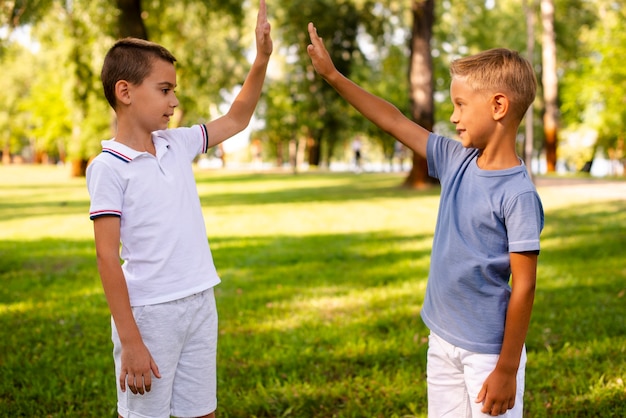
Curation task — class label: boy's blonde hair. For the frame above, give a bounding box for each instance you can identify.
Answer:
[101,38,177,109]
[450,48,537,123]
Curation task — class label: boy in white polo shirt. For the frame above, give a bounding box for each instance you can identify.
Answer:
[86,2,272,417]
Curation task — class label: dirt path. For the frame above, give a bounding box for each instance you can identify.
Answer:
[535,177,626,205]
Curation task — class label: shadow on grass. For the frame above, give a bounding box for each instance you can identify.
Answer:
[196,171,441,207]
[1,198,625,417]
[529,200,625,348]
[0,198,90,222]
[0,238,118,417]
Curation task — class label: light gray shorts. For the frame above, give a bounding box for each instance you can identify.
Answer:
[112,288,218,418]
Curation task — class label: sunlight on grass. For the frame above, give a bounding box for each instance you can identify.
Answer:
[1,165,625,417]
[0,283,103,315]
[234,280,426,335]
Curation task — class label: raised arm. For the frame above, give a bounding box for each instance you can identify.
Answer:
[206,0,273,147]
[306,22,429,158]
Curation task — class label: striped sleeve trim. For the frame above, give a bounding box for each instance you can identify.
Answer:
[103,148,133,163]
[89,210,122,220]
[200,124,209,153]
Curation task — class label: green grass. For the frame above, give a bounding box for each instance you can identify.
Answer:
[0,165,624,417]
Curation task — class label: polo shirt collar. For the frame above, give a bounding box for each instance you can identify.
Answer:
[101,135,169,163]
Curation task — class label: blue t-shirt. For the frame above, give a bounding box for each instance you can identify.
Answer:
[420,133,544,354]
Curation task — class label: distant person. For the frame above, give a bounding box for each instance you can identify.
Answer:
[307,23,543,417]
[86,2,272,418]
[394,140,408,171]
[352,136,363,172]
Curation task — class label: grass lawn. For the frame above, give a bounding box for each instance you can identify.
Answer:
[0,164,624,417]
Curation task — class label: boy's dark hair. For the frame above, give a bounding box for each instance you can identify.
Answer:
[101,38,177,109]
[450,48,537,123]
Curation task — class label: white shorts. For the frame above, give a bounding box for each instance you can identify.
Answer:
[112,288,218,418]
[426,332,526,418]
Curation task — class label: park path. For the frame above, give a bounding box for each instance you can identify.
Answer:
[535,177,626,203]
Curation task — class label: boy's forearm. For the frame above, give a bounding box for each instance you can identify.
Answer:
[496,252,537,373]
[497,286,534,373]
[206,55,269,147]
[228,56,269,123]
[98,258,142,345]
[320,70,429,157]
[324,70,403,133]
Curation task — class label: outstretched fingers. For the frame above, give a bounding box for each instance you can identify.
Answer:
[307,22,323,49]
[307,22,335,78]
[257,0,267,26]
[256,0,272,56]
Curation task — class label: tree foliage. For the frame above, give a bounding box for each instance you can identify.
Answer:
[0,0,624,174]
[560,0,626,165]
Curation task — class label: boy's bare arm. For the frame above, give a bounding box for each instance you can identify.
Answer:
[306,22,430,158]
[476,251,537,416]
[93,216,160,395]
[207,0,273,147]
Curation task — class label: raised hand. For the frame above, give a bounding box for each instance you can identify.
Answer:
[256,0,273,58]
[306,22,337,80]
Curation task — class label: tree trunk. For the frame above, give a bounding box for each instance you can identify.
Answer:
[541,0,558,172]
[2,143,11,164]
[116,0,148,39]
[524,0,536,181]
[70,159,89,177]
[405,0,436,189]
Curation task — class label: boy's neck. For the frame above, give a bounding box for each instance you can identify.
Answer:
[476,123,521,170]
[476,151,520,170]
[477,136,520,170]
[114,122,156,155]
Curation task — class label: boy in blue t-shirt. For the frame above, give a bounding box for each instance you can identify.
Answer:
[307,23,543,417]
[87,2,272,417]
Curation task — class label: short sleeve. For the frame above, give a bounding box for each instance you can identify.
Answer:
[86,160,124,220]
[505,191,544,253]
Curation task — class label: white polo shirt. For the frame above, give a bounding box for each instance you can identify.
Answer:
[86,125,221,306]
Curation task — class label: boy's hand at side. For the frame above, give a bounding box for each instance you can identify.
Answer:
[255,0,273,60]
[476,367,516,415]
[120,340,161,395]
[306,22,338,81]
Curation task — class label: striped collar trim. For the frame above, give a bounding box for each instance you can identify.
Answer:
[100,139,144,163]
[102,148,133,163]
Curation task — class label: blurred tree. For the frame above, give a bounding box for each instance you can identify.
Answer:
[116,0,147,39]
[541,0,558,172]
[405,0,435,188]
[0,41,35,163]
[523,0,536,179]
[560,0,626,173]
[143,0,247,127]
[0,0,54,28]
[269,0,388,168]
[2,0,624,177]
[0,0,250,175]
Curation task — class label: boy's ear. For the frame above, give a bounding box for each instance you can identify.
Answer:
[491,93,509,121]
[115,80,132,105]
